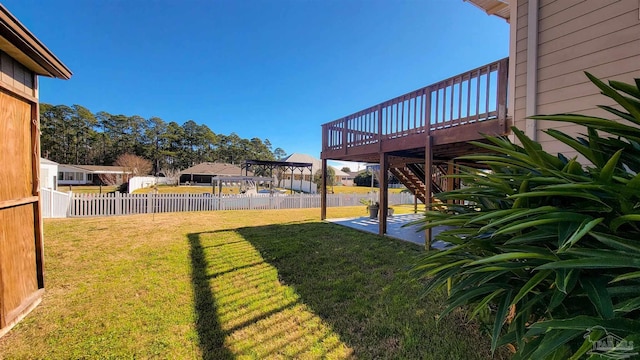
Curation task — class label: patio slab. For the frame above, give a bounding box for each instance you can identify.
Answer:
[327,213,450,249]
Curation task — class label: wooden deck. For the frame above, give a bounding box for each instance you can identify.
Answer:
[321,58,509,164]
[319,58,509,245]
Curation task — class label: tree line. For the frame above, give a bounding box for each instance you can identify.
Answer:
[40,104,287,174]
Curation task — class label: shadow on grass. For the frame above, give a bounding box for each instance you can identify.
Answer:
[188,233,234,360]
[237,221,508,360]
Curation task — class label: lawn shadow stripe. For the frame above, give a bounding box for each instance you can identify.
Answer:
[237,221,505,360]
[187,232,234,360]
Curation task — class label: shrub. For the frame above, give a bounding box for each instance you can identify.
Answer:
[413,74,640,359]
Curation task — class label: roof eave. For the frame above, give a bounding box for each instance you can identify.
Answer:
[0,4,72,79]
[463,0,510,22]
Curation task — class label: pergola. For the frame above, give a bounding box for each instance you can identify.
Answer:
[242,160,314,193]
[210,176,274,196]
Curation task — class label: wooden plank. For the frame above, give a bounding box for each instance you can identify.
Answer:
[31,80,40,203]
[475,69,481,121]
[0,89,32,203]
[379,152,388,236]
[0,205,38,326]
[0,288,42,338]
[424,136,433,251]
[0,196,38,210]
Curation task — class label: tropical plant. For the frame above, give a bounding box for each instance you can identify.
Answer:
[412,74,640,359]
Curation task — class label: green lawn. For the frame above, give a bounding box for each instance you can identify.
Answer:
[0,207,504,359]
[61,185,119,194]
[330,186,405,194]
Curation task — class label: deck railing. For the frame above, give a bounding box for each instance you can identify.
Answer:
[322,58,508,152]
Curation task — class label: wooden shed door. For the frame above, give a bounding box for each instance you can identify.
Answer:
[0,88,40,329]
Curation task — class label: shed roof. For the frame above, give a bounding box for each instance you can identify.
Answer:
[0,4,72,79]
[180,162,248,176]
[464,0,510,21]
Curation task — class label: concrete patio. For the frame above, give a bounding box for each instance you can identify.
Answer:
[327,213,450,249]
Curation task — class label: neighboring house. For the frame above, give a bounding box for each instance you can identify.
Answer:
[0,4,71,338]
[469,0,640,157]
[58,165,132,186]
[179,162,249,185]
[40,158,59,190]
[342,171,360,186]
[281,153,350,185]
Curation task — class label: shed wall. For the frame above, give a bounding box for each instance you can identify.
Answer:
[0,61,43,337]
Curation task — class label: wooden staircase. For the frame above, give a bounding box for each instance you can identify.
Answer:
[390,164,448,204]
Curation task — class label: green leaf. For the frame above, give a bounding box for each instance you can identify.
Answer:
[511,269,553,305]
[470,288,504,319]
[536,257,640,270]
[626,172,640,190]
[611,214,640,232]
[493,218,573,236]
[555,268,579,294]
[508,190,607,205]
[530,330,582,360]
[610,79,640,99]
[598,149,623,183]
[529,315,640,334]
[420,259,472,277]
[491,289,513,353]
[585,72,640,124]
[568,328,605,360]
[558,218,603,252]
[590,232,640,254]
[477,206,557,232]
[614,295,640,313]
[580,277,614,319]
[546,129,597,166]
[440,284,503,319]
[611,271,640,283]
[548,289,567,312]
[469,252,556,266]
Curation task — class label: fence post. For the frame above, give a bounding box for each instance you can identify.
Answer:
[49,188,53,218]
[115,192,121,215]
[67,191,73,217]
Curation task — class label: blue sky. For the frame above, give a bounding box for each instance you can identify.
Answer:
[5,0,508,168]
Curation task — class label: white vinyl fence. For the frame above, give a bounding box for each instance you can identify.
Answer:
[41,188,72,218]
[44,191,416,218]
[128,176,176,193]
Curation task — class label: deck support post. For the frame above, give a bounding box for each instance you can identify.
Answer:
[446,160,455,205]
[379,152,388,236]
[321,159,327,220]
[425,136,433,251]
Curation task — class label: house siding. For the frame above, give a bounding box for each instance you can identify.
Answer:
[513,0,640,158]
